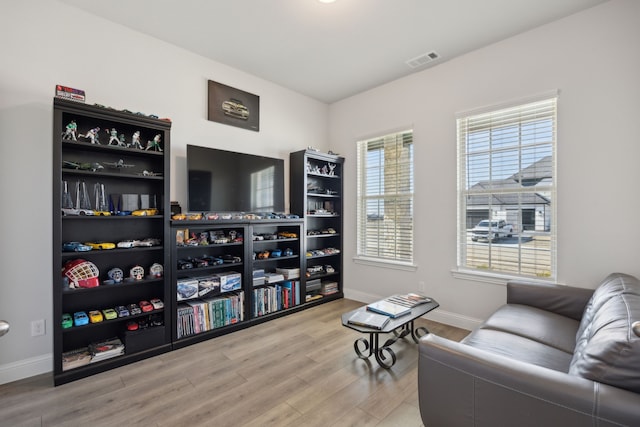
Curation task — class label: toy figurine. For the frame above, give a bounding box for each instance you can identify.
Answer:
[145,134,162,151]
[106,128,123,146]
[129,131,144,149]
[328,163,336,176]
[78,127,100,144]
[119,134,126,146]
[62,120,77,140]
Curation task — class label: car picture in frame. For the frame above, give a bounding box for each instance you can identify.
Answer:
[208,80,260,132]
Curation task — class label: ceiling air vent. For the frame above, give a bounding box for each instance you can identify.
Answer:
[406,51,439,69]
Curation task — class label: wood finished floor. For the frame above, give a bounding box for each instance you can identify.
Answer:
[0,299,469,427]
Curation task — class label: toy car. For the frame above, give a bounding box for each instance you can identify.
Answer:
[88,310,104,323]
[132,208,158,216]
[139,300,153,312]
[85,242,116,250]
[278,231,298,239]
[257,250,270,259]
[73,311,89,326]
[61,313,73,329]
[150,298,164,309]
[199,255,223,266]
[127,303,142,315]
[192,257,209,268]
[115,305,130,317]
[149,313,163,326]
[62,241,92,252]
[270,248,282,258]
[306,265,324,277]
[93,210,111,216]
[117,240,136,248]
[172,213,187,220]
[62,208,95,216]
[283,248,294,256]
[136,238,161,247]
[102,308,117,320]
[177,259,194,270]
[126,321,139,331]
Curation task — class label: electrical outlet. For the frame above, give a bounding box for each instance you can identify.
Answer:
[31,319,45,337]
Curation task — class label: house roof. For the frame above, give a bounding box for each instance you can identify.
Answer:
[467,156,552,206]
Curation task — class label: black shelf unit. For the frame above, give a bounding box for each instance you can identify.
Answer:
[52,98,171,385]
[171,219,309,348]
[290,149,345,304]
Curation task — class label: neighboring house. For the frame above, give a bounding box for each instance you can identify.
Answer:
[466,156,552,232]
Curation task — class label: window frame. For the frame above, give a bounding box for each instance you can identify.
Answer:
[455,92,558,282]
[355,129,415,269]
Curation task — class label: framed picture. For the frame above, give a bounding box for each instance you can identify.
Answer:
[208,80,260,132]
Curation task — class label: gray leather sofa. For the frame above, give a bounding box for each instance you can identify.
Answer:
[418,273,640,426]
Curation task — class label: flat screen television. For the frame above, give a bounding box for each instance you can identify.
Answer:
[187,144,285,213]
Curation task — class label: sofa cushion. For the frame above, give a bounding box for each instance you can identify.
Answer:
[480,304,580,354]
[569,275,640,393]
[575,272,639,340]
[462,328,574,372]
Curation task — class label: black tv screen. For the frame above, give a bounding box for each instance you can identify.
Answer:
[187,145,285,213]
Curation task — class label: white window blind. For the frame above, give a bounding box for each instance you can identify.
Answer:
[357,130,414,264]
[457,96,557,279]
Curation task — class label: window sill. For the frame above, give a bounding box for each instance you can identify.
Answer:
[451,268,556,286]
[353,256,417,272]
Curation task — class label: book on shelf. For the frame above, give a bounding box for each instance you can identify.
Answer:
[366,300,411,318]
[89,337,124,363]
[385,293,432,308]
[347,310,390,330]
[264,272,285,283]
[62,347,92,371]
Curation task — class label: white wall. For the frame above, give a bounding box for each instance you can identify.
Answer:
[0,0,328,384]
[331,0,640,328]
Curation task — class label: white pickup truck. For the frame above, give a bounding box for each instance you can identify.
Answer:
[471,219,514,242]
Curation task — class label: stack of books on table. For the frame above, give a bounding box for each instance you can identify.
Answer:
[89,337,124,363]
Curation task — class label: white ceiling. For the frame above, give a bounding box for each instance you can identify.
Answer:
[60,0,607,103]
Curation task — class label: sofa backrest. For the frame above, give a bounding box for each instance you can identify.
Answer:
[569,273,640,393]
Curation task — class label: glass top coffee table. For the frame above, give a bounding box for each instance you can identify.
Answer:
[341,298,439,368]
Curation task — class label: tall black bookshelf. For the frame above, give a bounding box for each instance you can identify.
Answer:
[52,98,171,385]
[290,149,345,304]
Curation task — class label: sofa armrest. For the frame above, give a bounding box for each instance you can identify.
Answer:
[507,281,593,320]
[418,334,640,427]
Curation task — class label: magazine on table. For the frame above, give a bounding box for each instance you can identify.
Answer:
[366,300,411,318]
[385,293,432,308]
[348,310,390,330]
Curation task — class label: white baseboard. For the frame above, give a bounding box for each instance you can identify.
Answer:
[0,353,52,385]
[343,289,481,332]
